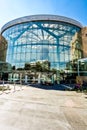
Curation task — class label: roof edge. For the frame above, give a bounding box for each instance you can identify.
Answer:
[1,14,83,33]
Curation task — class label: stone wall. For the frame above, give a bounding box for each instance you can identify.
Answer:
[81,27,87,58]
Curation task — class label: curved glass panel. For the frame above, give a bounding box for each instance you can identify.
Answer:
[2,21,82,79]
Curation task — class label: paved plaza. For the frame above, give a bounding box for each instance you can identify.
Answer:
[0,85,87,130]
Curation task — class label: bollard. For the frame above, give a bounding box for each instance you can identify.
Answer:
[2,80,4,93]
[14,81,16,92]
[20,80,22,90]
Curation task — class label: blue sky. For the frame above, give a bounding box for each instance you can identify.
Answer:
[0,0,87,29]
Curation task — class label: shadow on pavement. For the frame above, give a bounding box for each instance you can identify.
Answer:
[28,83,73,91]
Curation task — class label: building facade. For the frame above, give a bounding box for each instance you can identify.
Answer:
[0,15,84,83]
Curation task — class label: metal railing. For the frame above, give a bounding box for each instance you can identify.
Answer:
[0,80,24,95]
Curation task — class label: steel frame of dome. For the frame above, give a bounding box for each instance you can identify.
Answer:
[0,15,83,83]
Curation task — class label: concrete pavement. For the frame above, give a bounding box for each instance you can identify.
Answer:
[0,85,87,130]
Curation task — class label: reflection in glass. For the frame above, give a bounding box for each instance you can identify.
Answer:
[1,21,82,82]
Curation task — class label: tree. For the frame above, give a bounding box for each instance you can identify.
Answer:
[24,63,31,70]
[12,66,16,70]
[36,61,42,72]
[42,60,50,72]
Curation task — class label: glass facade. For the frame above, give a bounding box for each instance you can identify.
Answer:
[1,16,83,83]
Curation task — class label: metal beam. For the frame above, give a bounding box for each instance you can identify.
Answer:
[35,23,58,39]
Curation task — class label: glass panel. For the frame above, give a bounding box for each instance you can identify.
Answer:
[2,20,81,73]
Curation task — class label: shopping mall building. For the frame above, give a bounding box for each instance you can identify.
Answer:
[0,14,87,84]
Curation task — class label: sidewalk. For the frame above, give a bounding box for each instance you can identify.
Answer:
[0,85,87,130]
